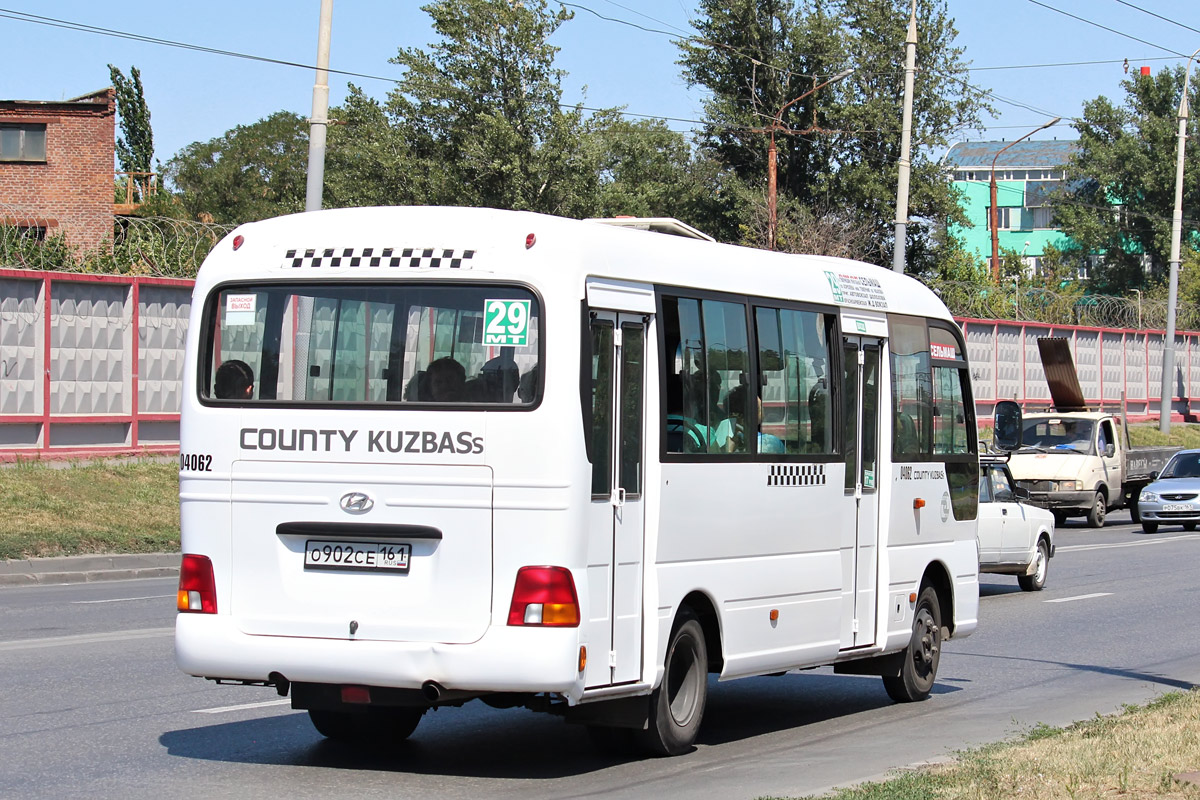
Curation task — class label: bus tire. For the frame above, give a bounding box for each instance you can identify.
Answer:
[637,609,707,756]
[883,585,941,703]
[308,707,424,743]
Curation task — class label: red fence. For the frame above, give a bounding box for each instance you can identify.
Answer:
[0,268,193,461]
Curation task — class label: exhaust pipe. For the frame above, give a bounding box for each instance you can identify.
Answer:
[421,680,482,704]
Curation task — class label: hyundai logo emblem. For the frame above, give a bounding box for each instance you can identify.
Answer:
[339,492,374,514]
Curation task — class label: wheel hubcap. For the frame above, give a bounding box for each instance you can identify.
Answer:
[667,637,701,726]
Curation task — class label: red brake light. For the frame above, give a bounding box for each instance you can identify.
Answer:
[508,566,579,627]
[232,234,244,251]
[177,554,217,614]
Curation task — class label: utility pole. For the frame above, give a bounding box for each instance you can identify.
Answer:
[1159,47,1200,434]
[753,68,854,251]
[989,117,1060,283]
[892,0,917,273]
[305,0,334,213]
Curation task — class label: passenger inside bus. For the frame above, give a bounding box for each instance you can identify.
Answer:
[467,354,520,402]
[425,356,467,402]
[666,371,735,453]
[213,359,254,400]
[726,383,785,454]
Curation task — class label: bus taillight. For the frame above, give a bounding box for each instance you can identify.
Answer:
[507,566,580,627]
[177,554,217,614]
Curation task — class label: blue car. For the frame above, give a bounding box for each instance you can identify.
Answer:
[1136,448,1200,534]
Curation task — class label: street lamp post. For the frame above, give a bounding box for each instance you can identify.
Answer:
[304,0,334,213]
[1159,47,1200,434]
[762,68,854,251]
[990,117,1061,283]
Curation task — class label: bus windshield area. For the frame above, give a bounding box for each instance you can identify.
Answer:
[202,283,540,406]
[1019,418,1094,454]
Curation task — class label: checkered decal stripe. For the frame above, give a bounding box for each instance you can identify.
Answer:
[767,464,826,487]
[282,247,476,269]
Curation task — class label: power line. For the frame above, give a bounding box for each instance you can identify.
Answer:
[1112,0,1200,38]
[0,8,399,84]
[0,7,709,132]
[968,55,1177,72]
[1024,0,1188,58]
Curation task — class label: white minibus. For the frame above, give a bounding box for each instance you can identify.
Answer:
[175,206,980,755]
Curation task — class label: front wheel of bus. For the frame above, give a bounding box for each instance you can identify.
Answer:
[638,609,707,756]
[883,586,941,703]
[308,707,424,744]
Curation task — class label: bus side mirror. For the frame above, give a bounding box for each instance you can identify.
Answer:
[993,400,1023,452]
[1105,443,1115,458]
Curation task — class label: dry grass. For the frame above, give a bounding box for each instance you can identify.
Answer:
[781,691,1200,800]
[0,458,179,559]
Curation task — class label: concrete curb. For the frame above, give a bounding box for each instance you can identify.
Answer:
[0,553,180,587]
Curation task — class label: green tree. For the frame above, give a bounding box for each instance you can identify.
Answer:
[1054,67,1200,294]
[679,0,987,268]
[108,64,154,175]
[385,0,595,215]
[164,111,309,223]
[589,117,720,222]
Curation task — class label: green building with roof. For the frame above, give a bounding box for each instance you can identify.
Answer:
[943,139,1079,276]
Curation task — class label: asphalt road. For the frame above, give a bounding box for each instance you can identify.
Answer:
[3,511,1199,799]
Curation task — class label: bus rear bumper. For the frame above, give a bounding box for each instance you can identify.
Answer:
[175,614,585,701]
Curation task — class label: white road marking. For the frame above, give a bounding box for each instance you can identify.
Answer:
[193,699,292,714]
[1045,592,1113,604]
[0,627,173,652]
[1057,534,1200,553]
[71,594,174,605]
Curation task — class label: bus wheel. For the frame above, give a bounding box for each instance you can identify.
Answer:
[883,586,941,703]
[308,707,424,743]
[637,608,707,756]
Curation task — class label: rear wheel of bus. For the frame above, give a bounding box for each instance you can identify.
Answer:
[308,707,425,743]
[637,608,707,756]
[883,585,941,703]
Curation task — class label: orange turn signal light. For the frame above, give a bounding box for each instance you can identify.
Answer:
[913,498,926,509]
[769,609,779,621]
[579,646,587,673]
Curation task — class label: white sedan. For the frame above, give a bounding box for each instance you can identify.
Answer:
[978,456,1056,591]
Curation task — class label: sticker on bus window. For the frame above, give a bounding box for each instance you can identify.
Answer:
[483,299,531,346]
[864,470,875,488]
[225,294,257,326]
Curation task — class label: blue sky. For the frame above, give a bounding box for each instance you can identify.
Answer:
[1,0,1198,167]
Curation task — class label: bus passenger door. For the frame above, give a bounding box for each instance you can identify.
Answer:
[840,335,881,650]
[585,310,646,688]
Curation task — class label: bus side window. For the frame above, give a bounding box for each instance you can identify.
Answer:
[661,295,748,455]
[754,306,834,455]
[889,315,932,461]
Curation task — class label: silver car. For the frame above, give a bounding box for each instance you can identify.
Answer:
[1136,448,1200,534]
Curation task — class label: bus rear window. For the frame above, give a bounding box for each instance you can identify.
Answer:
[202,283,540,406]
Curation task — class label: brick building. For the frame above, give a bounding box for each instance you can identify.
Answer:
[0,88,115,254]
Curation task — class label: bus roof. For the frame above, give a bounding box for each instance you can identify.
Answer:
[200,206,953,323]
